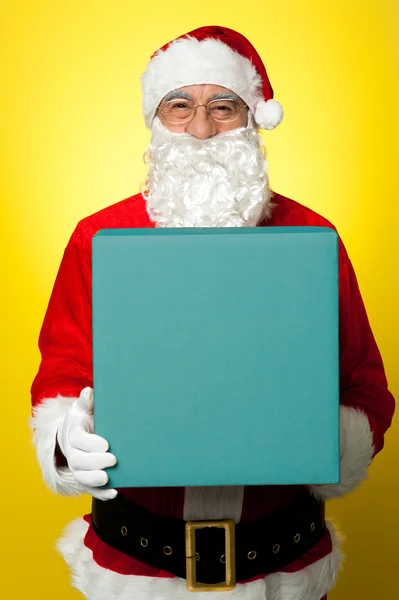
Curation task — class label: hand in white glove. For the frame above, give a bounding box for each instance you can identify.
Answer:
[57,387,117,500]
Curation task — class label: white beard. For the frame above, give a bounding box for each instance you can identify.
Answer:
[142,118,272,228]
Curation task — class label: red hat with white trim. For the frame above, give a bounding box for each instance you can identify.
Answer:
[141,25,284,130]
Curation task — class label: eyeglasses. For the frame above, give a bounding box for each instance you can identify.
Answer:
[158,98,247,124]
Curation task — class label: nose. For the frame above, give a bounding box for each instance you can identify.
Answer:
[185,106,218,139]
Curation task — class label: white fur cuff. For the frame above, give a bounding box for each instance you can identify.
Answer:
[309,405,374,501]
[30,396,86,496]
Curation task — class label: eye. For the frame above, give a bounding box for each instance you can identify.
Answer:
[208,99,240,121]
[215,104,233,112]
[165,100,193,112]
[161,99,194,122]
[172,102,190,109]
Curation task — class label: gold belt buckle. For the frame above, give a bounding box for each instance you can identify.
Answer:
[185,519,236,592]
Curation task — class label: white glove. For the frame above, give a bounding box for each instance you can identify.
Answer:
[57,387,117,500]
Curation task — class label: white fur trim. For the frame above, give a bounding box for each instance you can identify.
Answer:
[141,37,263,127]
[30,396,86,496]
[255,99,284,130]
[309,405,374,501]
[57,518,342,599]
[184,486,244,523]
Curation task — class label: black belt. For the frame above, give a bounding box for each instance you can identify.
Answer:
[91,491,325,592]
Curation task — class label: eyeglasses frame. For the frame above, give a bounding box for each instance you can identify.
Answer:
[157,98,248,125]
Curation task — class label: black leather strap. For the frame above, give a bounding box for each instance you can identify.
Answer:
[91,491,325,584]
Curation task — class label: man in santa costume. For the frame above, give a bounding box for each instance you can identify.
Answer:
[30,26,394,600]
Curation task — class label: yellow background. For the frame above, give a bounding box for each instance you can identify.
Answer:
[1,1,398,598]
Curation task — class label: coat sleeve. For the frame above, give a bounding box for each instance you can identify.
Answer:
[30,224,93,496]
[310,236,395,500]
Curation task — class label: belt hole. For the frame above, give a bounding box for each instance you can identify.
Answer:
[140,537,149,548]
[163,545,172,556]
[195,552,200,562]
[121,526,128,536]
[272,544,280,554]
[310,522,315,532]
[220,554,226,564]
[247,550,257,560]
[294,534,301,543]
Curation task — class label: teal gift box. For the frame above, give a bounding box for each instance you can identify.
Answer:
[92,227,339,488]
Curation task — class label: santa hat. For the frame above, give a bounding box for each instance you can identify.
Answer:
[141,25,283,130]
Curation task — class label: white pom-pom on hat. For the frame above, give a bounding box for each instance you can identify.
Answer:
[255,99,284,130]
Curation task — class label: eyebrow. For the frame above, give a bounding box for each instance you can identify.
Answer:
[162,90,242,103]
[163,90,192,102]
[208,93,241,103]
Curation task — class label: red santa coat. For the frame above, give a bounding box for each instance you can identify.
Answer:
[31,191,394,600]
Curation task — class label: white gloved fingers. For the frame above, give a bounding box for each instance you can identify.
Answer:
[69,426,109,453]
[55,387,119,501]
[86,487,118,501]
[75,387,94,414]
[72,469,109,487]
[68,448,117,471]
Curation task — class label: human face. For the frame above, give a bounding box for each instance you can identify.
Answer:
[157,84,248,139]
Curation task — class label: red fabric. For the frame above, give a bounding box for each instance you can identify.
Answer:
[31,191,395,577]
[154,25,274,102]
